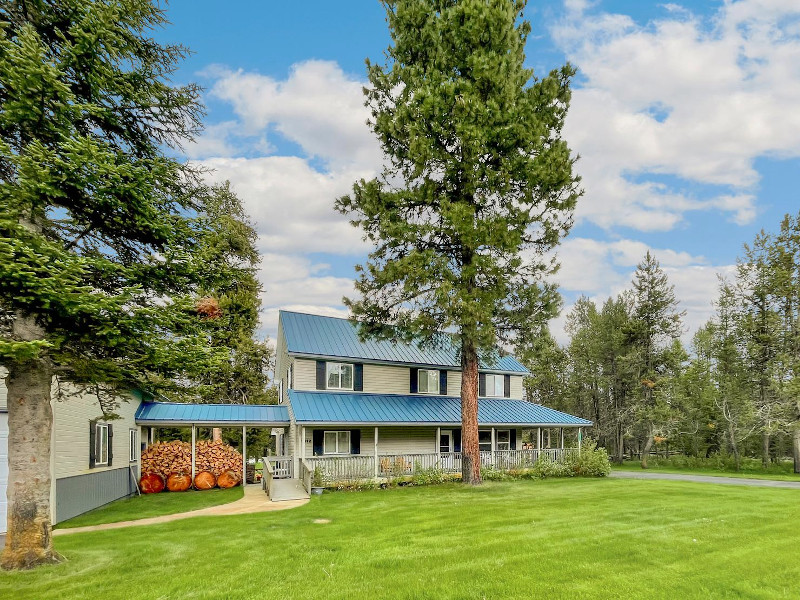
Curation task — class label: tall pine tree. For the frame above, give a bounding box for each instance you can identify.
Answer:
[0,0,228,568]
[336,0,580,483]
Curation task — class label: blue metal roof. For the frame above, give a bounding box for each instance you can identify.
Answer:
[135,402,290,425]
[289,390,591,426]
[280,311,530,374]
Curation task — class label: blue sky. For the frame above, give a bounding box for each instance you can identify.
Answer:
[156,0,800,344]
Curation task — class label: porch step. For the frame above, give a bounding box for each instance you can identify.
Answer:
[269,478,310,502]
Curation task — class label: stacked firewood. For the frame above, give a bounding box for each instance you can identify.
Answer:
[195,440,243,476]
[139,439,243,493]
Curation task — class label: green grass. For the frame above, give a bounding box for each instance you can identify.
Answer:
[3,478,800,599]
[55,486,244,529]
[614,460,800,481]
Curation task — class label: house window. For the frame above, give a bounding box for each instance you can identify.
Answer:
[496,430,511,451]
[484,374,504,397]
[129,429,138,462]
[478,430,492,452]
[417,369,440,394]
[327,362,354,390]
[323,430,350,455]
[95,423,110,466]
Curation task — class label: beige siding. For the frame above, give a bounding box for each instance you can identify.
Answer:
[52,385,139,480]
[293,358,318,391]
[377,427,438,455]
[363,364,410,394]
[509,376,524,400]
[0,366,6,411]
[447,371,461,396]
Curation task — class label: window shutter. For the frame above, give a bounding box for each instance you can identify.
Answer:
[478,373,486,397]
[453,429,462,453]
[312,430,324,456]
[107,424,114,466]
[439,370,447,396]
[504,375,511,398]
[409,368,418,393]
[354,364,364,391]
[511,429,517,450]
[350,429,361,455]
[316,361,327,390]
[89,420,96,469]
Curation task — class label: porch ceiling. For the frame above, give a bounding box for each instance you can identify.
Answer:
[288,391,592,427]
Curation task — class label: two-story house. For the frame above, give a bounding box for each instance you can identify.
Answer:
[275,311,590,482]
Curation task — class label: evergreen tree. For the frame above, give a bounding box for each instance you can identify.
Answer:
[336,0,580,483]
[191,183,275,405]
[629,252,684,467]
[0,0,226,568]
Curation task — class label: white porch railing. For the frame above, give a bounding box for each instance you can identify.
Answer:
[266,455,293,479]
[305,448,579,483]
[306,455,374,482]
[299,459,313,494]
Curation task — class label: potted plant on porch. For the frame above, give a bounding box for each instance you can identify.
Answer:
[311,466,325,495]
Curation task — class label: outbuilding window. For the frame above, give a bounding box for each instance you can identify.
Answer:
[323,431,350,455]
[95,423,110,466]
[129,429,138,462]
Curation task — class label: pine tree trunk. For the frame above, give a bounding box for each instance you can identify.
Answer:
[729,421,741,471]
[1,360,60,570]
[793,428,800,475]
[460,339,481,485]
[640,425,653,469]
[762,431,770,469]
[212,428,222,443]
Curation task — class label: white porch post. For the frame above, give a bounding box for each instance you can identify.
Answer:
[242,425,247,485]
[537,427,542,450]
[300,426,305,460]
[490,427,496,466]
[436,426,441,461]
[578,427,583,452]
[374,427,379,478]
[191,425,196,485]
[560,428,564,450]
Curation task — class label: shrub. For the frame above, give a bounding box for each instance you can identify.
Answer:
[566,440,611,477]
[530,458,572,479]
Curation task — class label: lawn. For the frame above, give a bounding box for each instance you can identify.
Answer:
[614,460,800,482]
[3,478,799,599]
[55,486,244,529]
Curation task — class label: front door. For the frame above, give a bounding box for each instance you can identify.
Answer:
[440,430,453,453]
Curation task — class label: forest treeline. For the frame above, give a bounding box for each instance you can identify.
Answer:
[520,213,800,472]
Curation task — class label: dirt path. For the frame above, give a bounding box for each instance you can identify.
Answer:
[610,469,800,489]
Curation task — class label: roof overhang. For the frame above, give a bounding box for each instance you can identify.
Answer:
[294,421,590,427]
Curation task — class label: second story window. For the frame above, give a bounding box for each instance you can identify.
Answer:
[418,369,440,394]
[484,374,504,397]
[327,362,354,390]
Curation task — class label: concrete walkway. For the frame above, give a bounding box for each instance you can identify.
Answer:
[54,485,309,536]
[610,469,800,489]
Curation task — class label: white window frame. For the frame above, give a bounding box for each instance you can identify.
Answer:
[95,423,110,466]
[484,374,504,397]
[496,429,511,451]
[478,429,492,453]
[417,369,440,394]
[129,428,138,462]
[326,362,354,390]
[323,430,351,455]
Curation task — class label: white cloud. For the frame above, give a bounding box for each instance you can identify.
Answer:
[207,60,381,171]
[555,0,800,230]
[201,156,371,255]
